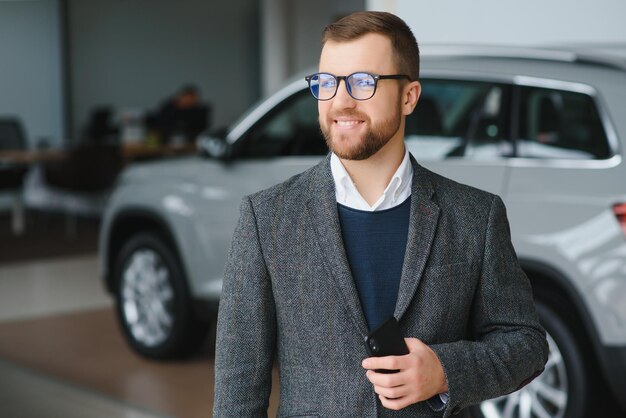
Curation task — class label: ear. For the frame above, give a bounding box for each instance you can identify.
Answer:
[401,80,421,116]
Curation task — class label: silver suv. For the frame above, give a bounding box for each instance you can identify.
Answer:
[99,45,626,418]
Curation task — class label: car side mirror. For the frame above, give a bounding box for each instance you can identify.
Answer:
[198,134,231,160]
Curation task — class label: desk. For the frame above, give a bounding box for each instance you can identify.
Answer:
[0,143,197,166]
[0,149,67,165]
[121,143,197,161]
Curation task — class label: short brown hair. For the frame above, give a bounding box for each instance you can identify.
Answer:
[321,11,420,81]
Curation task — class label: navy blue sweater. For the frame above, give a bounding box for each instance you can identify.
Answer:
[337,197,411,331]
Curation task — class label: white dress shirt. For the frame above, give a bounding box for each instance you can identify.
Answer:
[330,149,413,211]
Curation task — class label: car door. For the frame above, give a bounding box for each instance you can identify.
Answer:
[503,81,625,328]
[189,88,327,291]
[406,77,513,197]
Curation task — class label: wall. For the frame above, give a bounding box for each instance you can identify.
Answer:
[68,0,259,139]
[293,0,366,72]
[260,0,364,97]
[0,0,64,148]
[368,0,626,45]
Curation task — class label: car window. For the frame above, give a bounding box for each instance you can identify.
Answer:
[517,86,611,160]
[236,90,327,158]
[405,79,512,160]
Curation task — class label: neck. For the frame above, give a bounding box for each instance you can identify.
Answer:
[339,135,406,206]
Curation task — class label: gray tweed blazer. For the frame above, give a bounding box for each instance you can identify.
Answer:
[214,154,548,418]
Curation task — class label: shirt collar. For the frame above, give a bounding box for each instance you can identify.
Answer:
[330,148,413,211]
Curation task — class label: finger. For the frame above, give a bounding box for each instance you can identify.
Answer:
[369,367,418,384]
[396,366,422,384]
[368,368,424,394]
[379,394,410,411]
[405,337,425,352]
[362,355,405,371]
[373,383,409,399]
[366,370,402,388]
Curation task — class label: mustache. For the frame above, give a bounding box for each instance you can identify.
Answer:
[327,110,368,121]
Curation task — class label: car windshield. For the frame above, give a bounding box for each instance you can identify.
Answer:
[224,73,313,144]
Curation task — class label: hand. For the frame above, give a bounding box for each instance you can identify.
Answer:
[361,337,448,410]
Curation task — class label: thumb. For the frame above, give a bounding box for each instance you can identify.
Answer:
[405,337,425,352]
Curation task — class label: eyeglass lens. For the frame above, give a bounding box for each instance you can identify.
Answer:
[309,73,377,101]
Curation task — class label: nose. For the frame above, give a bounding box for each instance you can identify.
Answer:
[331,79,357,109]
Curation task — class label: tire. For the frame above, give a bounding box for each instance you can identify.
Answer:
[471,303,588,418]
[113,232,208,359]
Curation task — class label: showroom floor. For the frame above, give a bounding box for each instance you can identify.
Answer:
[0,213,279,418]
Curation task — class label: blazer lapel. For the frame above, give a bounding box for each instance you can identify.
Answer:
[306,157,369,337]
[394,156,440,321]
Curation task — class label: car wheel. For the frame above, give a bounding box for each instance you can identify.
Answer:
[113,232,207,359]
[472,303,587,418]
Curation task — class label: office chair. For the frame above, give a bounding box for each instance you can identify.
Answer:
[0,117,29,234]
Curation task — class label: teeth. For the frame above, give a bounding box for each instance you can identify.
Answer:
[336,120,360,126]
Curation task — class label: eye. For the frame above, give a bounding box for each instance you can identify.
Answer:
[351,74,375,89]
[320,77,337,89]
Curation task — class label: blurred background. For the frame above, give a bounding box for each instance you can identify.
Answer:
[1,1,626,417]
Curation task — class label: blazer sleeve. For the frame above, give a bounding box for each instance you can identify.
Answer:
[430,195,549,417]
[213,196,276,417]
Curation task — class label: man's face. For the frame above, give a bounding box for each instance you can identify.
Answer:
[176,92,199,109]
[318,33,404,161]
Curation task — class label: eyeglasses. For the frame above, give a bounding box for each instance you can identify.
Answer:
[305,72,410,101]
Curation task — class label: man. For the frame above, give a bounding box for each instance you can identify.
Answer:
[214,11,548,418]
[149,84,210,143]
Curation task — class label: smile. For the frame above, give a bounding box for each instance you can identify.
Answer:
[334,120,364,127]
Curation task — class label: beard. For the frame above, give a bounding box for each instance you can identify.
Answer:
[320,107,402,161]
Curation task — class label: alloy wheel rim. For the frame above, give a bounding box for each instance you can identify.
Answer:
[121,248,175,347]
[479,332,568,418]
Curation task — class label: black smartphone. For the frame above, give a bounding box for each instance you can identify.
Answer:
[365,316,409,373]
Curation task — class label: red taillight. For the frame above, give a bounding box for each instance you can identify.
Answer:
[613,203,626,235]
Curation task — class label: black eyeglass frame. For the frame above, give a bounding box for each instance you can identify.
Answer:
[304,72,411,101]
